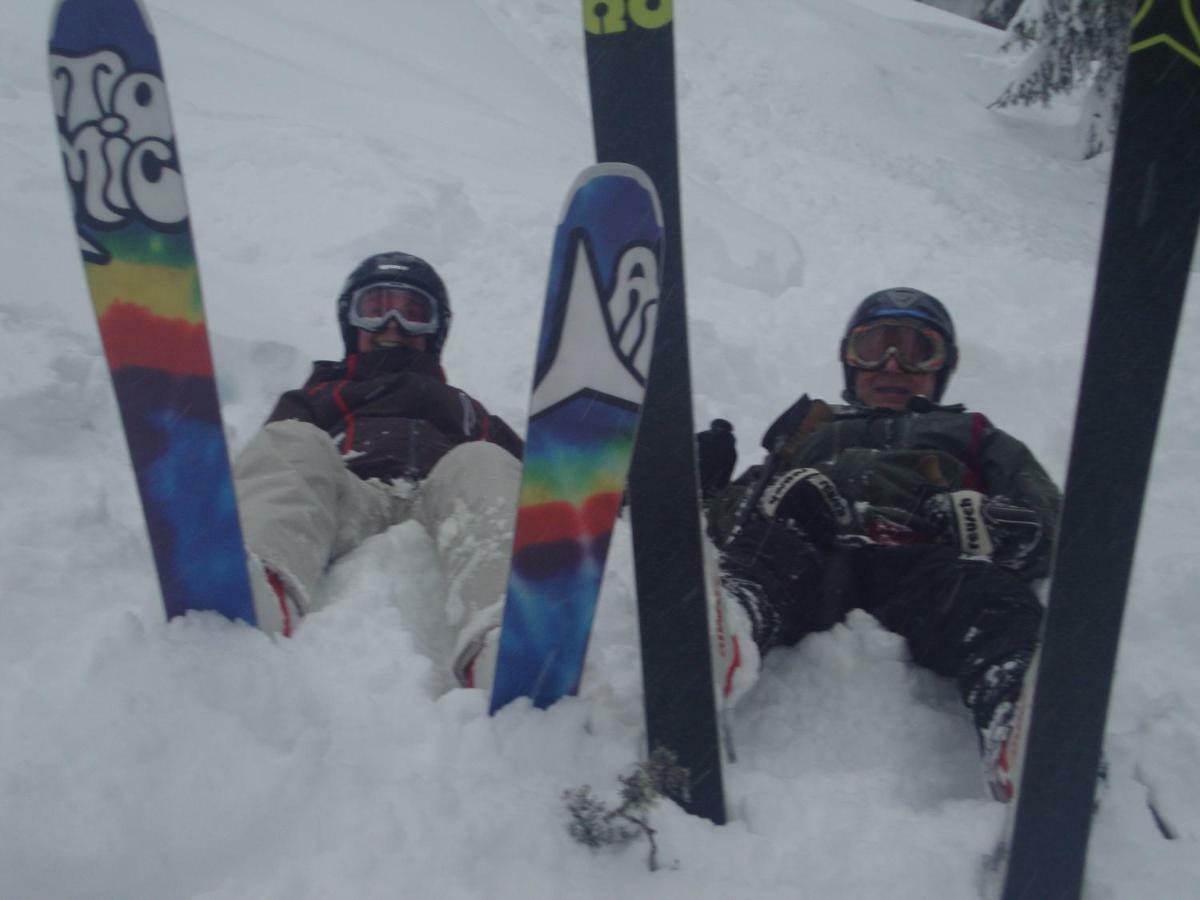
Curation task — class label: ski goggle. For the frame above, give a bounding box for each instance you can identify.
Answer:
[843,318,948,373]
[347,283,440,335]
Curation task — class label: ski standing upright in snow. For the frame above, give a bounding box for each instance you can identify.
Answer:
[490,163,662,713]
[583,0,730,825]
[991,3,1200,897]
[48,0,255,624]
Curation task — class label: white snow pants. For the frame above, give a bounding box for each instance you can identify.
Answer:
[234,420,519,658]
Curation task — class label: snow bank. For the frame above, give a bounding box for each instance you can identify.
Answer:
[1,0,1197,896]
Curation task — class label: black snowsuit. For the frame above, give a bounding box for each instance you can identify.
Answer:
[706,395,1061,741]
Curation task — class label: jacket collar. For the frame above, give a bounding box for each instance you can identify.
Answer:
[311,348,447,383]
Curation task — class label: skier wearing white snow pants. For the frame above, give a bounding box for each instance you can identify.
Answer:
[233,252,524,687]
[702,289,1061,801]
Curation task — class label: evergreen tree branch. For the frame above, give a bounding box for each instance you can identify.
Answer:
[992,0,1133,157]
[562,748,690,872]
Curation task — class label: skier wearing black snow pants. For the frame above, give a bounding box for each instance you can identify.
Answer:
[703,288,1061,801]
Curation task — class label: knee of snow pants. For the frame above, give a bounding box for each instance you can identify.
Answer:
[717,514,834,653]
[234,419,410,623]
[865,545,1044,735]
[415,440,521,639]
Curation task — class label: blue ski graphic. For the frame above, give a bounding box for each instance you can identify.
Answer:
[491,163,662,712]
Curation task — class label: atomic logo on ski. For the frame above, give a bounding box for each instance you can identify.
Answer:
[51,29,185,263]
[1130,0,1200,67]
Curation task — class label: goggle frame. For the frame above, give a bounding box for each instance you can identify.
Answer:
[347,282,441,336]
[843,318,948,374]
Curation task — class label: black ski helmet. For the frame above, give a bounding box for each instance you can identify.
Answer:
[840,287,958,403]
[336,252,452,357]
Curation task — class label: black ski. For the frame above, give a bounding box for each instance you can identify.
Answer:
[582,0,727,824]
[998,4,1200,897]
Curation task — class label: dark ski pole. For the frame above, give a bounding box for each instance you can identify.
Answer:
[1000,4,1200,897]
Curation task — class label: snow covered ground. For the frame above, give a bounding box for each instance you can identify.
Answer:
[3,0,1199,896]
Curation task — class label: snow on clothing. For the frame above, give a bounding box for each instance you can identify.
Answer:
[707,395,1061,747]
[235,348,523,681]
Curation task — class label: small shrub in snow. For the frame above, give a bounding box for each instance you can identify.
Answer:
[562,748,690,871]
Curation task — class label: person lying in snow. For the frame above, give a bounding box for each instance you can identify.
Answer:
[701,287,1061,802]
[235,251,522,688]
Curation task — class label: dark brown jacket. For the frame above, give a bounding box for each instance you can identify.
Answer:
[268,348,523,483]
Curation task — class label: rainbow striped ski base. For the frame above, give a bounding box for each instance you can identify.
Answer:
[49,0,254,622]
[491,163,662,712]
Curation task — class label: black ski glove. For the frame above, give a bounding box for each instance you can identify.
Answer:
[923,491,1043,569]
[697,418,736,500]
[758,467,855,549]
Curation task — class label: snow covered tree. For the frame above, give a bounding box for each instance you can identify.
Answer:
[992,0,1134,158]
[916,0,1023,28]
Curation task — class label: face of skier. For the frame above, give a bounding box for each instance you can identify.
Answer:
[853,357,937,410]
[843,316,948,409]
[349,282,439,355]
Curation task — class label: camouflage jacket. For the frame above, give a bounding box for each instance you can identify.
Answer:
[709,395,1061,580]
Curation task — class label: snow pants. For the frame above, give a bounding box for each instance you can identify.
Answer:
[234,420,520,661]
[721,521,1044,742]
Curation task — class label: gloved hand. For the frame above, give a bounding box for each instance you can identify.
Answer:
[923,491,1043,567]
[697,418,736,499]
[758,467,855,548]
[984,495,1045,568]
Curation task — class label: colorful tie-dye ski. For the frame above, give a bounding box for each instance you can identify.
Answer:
[49,0,255,623]
[491,163,662,712]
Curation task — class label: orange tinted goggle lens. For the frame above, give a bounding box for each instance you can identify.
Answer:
[845,320,946,372]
